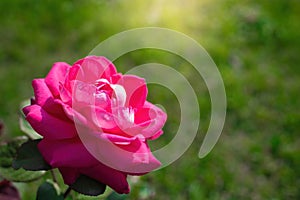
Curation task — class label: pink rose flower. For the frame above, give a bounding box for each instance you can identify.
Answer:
[22,56,167,194]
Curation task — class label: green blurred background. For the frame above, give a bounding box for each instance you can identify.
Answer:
[1,0,299,199]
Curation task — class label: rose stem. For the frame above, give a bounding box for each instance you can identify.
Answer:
[63,187,72,199]
[50,169,58,183]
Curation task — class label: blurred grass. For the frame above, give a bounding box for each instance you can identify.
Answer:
[0,0,300,199]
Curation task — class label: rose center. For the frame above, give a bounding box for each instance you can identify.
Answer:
[93,79,135,125]
[94,79,113,96]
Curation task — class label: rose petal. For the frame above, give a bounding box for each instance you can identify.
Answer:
[72,80,97,105]
[0,180,21,200]
[117,75,147,108]
[60,164,129,194]
[45,62,71,97]
[32,79,69,121]
[59,83,72,105]
[80,162,129,194]
[23,105,76,140]
[100,133,140,146]
[138,101,167,138]
[110,73,122,84]
[148,130,163,140]
[121,102,167,139]
[79,130,161,174]
[64,64,80,92]
[32,79,53,107]
[75,105,117,131]
[59,167,80,185]
[74,56,117,83]
[38,138,99,168]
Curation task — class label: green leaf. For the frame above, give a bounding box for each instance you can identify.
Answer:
[76,187,113,200]
[0,136,27,168]
[70,175,106,196]
[0,167,45,182]
[106,191,128,200]
[19,115,42,140]
[36,181,64,200]
[12,139,51,171]
[19,99,42,140]
[0,137,46,182]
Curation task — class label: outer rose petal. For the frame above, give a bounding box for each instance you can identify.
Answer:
[78,130,161,174]
[59,167,80,185]
[23,105,76,140]
[32,79,69,120]
[141,101,167,134]
[32,79,53,107]
[45,62,71,97]
[74,56,117,83]
[59,165,129,194]
[80,162,129,194]
[38,138,99,168]
[63,64,80,93]
[148,130,163,140]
